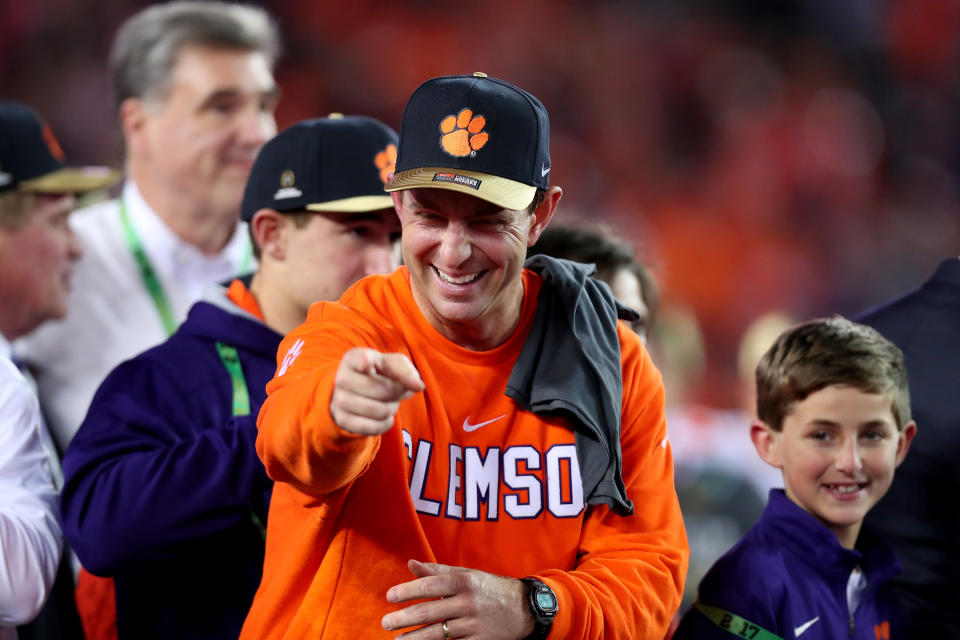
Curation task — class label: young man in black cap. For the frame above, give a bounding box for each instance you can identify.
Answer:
[0,100,118,637]
[244,73,687,640]
[57,115,402,640]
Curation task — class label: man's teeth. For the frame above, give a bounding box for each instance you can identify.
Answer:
[437,269,481,285]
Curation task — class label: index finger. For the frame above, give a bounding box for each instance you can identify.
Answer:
[373,352,425,394]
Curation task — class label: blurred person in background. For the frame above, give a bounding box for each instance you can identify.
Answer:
[0,101,118,640]
[13,3,281,638]
[664,310,791,614]
[527,222,659,344]
[856,257,960,637]
[58,115,402,640]
[16,0,281,453]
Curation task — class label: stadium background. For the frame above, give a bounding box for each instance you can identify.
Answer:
[3,0,959,408]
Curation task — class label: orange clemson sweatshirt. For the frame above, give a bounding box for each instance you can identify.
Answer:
[241,268,688,639]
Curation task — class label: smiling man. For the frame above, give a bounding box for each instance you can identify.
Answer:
[242,73,688,640]
[16,1,282,453]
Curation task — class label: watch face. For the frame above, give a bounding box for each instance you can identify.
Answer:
[536,591,558,612]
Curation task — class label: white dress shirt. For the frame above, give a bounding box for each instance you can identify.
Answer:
[0,335,61,638]
[15,180,255,451]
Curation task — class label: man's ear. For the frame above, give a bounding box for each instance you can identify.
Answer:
[895,420,917,467]
[390,191,404,223]
[250,209,286,260]
[118,97,150,157]
[527,186,562,246]
[750,420,783,469]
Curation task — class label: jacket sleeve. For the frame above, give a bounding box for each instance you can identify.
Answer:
[59,357,272,575]
[673,603,747,640]
[673,532,785,640]
[535,330,689,639]
[672,570,785,640]
[255,307,392,497]
[0,366,61,625]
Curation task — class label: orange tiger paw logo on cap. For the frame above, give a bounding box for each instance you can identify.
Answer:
[375,143,397,184]
[439,108,488,157]
[874,621,890,639]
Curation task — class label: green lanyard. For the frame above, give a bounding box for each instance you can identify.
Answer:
[215,342,250,416]
[693,602,784,640]
[118,198,254,337]
[119,198,178,336]
[214,340,265,539]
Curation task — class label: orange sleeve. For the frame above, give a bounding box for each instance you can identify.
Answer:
[537,325,689,639]
[254,302,386,496]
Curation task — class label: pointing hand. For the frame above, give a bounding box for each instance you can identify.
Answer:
[331,348,424,435]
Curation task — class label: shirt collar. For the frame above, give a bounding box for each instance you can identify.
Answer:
[122,179,252,278]
[0,333,11,360]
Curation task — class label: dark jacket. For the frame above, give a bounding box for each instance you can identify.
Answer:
[60,287,282,640]
[508,255,639,516]
[857,257,960,636]
[675,490,903,640]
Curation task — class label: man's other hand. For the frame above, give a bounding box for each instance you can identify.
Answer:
[382,559,535,639]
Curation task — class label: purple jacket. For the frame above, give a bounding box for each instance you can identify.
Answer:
[674,489,903,640]
[60,286,282,640]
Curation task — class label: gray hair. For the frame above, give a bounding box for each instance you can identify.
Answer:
[109,1,281,110]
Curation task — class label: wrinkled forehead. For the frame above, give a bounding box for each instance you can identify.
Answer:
[401,187,524,219]
[157,44,277,102]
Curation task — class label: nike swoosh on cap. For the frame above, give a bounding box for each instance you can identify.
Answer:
[541,164,550,177]
[794,616,820,637]
[462,415,506,432]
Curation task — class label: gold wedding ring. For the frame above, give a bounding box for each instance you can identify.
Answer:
[442,620,452,639]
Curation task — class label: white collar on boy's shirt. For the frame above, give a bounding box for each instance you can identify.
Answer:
[846,565,869,614]
[121,180,253,288]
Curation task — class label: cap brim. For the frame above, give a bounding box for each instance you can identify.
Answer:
[305,195,395,213]
[19,167,121,194]
[385,167,536,210]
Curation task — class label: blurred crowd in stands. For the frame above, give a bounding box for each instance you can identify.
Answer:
[3,0,959,407]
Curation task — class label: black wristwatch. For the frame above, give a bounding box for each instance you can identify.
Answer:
[519,577,558,639]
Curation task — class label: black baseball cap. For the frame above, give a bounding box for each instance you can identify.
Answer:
[0,101,120,195]
[385,72,550,210]
[241,114,399,222]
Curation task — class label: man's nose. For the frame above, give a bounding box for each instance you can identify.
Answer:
[435,223,470,268]
[237,105,276,148]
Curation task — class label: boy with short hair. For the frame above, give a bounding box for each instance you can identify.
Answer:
[674,316,916,640]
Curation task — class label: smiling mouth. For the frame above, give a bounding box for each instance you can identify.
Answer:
[824,483,867,496]
[434,266,484,286]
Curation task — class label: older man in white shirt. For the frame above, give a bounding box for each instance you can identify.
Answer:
[0,100,118,639]
[16,1,281,452]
